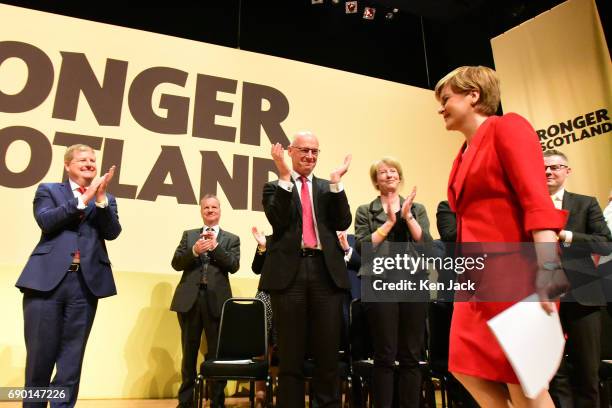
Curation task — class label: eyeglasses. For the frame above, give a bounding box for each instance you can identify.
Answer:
[544,164,568,172]
[292,147,320,156]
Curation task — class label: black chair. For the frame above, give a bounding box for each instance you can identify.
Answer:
[427,301,453,408]
[194,297,271,408]
[350,299,436,408]
[427,301,477,408]
[350,298,374,407]
[420,361,437,408]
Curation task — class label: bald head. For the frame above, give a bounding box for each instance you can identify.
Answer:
[288,131,320,177]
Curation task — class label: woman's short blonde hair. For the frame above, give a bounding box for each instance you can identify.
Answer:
[434,66,501,116]
[369,157,403,190]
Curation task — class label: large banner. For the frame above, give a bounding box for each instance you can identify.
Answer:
[0,5,456,398]
[491,0,611,203]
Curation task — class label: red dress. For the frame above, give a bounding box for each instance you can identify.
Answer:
[447,113,567,383]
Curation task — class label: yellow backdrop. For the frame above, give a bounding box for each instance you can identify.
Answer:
[0,5,458,398]
[491,0,611,205]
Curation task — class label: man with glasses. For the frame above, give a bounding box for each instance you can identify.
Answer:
[260,131,352,407]
[545,149,612,408]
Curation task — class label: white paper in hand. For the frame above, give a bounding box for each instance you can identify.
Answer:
[213,359,254,364]
[487,293,565,399]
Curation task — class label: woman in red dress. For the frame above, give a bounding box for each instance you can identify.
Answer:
[434,66,568,407]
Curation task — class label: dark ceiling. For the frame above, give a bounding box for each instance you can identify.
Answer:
[1,1,609,90]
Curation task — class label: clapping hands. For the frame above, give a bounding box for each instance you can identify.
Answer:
[82,165,116,205]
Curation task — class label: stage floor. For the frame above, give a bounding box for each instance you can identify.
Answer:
[1,398,264,407]
[2,399,238,407]
[0,399,272,407]
[0,391,445,407]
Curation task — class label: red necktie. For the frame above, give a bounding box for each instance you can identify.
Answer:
[78,185,87,194]
[300,176,317,248]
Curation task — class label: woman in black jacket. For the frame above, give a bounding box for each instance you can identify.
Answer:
[354,157,432,408]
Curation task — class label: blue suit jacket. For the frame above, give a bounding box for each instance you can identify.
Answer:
[16,181,121,298]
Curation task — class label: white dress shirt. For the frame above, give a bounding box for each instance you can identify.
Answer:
[277,171,344,249]
[550,188,572,243]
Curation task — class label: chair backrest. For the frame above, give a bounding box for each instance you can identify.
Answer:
[349,298,373,360]
[216,297,267,360]
[427,301,453,370]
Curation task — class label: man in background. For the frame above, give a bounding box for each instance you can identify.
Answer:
[544,149,612,408]
[171,194,240,408]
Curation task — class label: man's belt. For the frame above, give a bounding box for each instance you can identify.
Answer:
[68,263,81,272]
[300,248,323,257]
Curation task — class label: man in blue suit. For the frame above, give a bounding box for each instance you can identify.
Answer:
[16,144,121,408]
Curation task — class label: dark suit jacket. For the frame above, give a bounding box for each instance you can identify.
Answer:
[16,182,121,298]
[346,234,361,300]
[251,236,270,276]
[354,196,433,291]
[435,201,459,301]
[170,228,240,317]
[436,200,457,243]
[354,196,433,255]
[561,191,612,306]
[260,176,352,291]
[252,248,265,275]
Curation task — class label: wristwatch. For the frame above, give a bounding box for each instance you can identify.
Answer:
[541,261,562,271]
